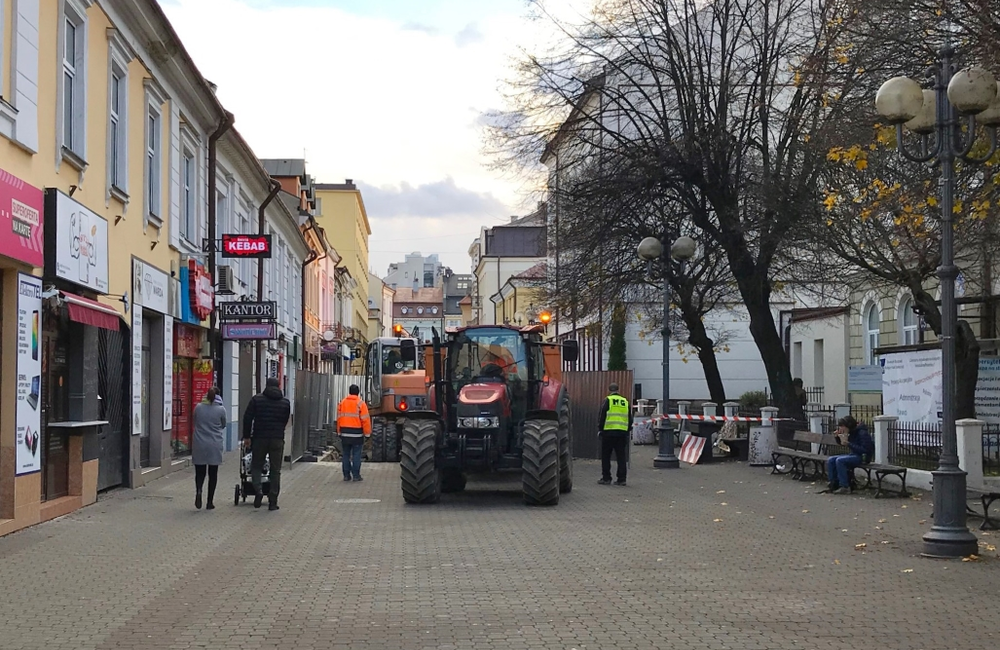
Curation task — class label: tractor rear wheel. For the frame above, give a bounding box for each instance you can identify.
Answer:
[385,420,401,463]
[440,468,466,493]
[400,419,441,504]
[558,396,573,494]
[522,419,560,506]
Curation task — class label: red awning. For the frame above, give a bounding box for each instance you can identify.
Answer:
[62,292,121,331]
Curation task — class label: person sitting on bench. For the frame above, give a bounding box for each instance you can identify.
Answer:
[826,416,874,494]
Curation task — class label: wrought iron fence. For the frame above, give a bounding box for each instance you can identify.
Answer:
[850,404,882,428]
[984,424,1000,477]
[806,386,825,404]
[888,421,942,471]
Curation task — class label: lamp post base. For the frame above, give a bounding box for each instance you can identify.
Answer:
[922,468,978,558]
[653,454,680,469]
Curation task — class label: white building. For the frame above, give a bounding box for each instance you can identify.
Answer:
[469,211,548,326]
[215,131,308,449]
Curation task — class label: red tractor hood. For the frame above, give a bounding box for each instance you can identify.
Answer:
[458,383,508,405]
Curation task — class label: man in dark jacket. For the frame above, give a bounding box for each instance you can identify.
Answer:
[826,416,875,494]
[598,383,633,486]
[243,377,291,510]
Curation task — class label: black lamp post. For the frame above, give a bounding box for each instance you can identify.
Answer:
[637,234,697,469]
[875,46,1000,558]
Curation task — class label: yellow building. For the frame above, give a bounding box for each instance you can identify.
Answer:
[315,181,371,359]
[0,0,227,536]
[491,263,549,327]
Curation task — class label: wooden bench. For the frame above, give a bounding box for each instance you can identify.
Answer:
[772,431,909,498]
[968,488,1000,531]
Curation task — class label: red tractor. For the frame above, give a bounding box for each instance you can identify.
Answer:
[397,325,578,506]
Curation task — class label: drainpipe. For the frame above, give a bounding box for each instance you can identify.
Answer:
[208,112,234,392]
[255,179,282,394]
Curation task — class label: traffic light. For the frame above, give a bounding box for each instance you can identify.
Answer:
[393,323,403,337]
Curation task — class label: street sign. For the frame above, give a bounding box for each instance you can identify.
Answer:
[219,301,277,321]
[221,322,276,340]
[221,234,272,258]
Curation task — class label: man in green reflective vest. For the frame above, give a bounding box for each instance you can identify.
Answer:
[598,383,633,486]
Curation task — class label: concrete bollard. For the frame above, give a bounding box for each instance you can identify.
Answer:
[956,419,985,491]
[750,406,780,466]
[873,415,897,465]
[723,402,739,418]
[809,411,826,453]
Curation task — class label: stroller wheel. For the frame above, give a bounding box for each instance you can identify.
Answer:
[234,484,241,506]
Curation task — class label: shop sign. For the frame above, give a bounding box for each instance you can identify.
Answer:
[222,322,276,340]
[189,259,214,320]
[45,190,109,294]
[174,324,201,358]
[163,318,173,430]
[0,169,44,267]
[132,258,169,315]
[132,307,142,436]
[221,233,271,258]
[15,274,42,475]
[219,301,276,321]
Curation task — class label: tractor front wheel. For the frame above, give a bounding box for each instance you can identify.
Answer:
[522,419,560,506]
[400,419,441,504]
[558,395,573,494]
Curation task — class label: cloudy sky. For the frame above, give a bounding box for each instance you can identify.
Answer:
[161,0,577,276]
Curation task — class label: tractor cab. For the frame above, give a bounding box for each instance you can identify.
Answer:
[363,337,426,415]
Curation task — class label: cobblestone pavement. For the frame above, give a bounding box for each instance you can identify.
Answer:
[1,446,998,650]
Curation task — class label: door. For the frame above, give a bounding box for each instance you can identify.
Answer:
[364,340,382,409]
[97,328,128,491]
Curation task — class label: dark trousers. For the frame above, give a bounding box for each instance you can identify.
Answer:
[601,433,628,482]
[194,465,218,502]
[342,440,364,479]
[251,438,284,500]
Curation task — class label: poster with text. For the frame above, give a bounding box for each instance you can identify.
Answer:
[15,274,42,475]
[975,356,1000,424]
[192,360,213,410]
[163,318,173,430]
[132,307,143,436]
[881,349,942,423]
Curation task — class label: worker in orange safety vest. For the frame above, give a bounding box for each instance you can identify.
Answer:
[337,385,372,482]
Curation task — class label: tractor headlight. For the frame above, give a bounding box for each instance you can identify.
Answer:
[459,417,476,428]
[476,416,499,428]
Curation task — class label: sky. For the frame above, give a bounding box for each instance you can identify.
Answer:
[160,0,583,276]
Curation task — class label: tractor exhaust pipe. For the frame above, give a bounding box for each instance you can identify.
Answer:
[431,327,445,416]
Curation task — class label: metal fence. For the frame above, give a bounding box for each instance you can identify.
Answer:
[289,372,362,462]
[563,370,634,460]
[887,421,942,471]
[850,404,882,428]
[985,424,1000,477]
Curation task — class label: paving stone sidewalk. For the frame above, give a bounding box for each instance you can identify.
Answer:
[0,446,998,650]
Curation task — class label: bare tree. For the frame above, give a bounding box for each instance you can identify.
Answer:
[488,0,887,418]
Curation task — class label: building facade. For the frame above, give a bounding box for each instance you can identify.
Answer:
[468,213,548,326]
[392,287,444,343]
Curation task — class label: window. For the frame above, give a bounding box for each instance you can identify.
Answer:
[146,109,161,220]
[108,72,126,191]
[864,303,880,365]
[181,153,195,241]
[899,296,918,345]
[61,3,87,161]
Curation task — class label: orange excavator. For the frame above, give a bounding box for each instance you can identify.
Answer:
[362,335,428,462]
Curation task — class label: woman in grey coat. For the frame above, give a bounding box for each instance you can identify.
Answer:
[192,387,227,509]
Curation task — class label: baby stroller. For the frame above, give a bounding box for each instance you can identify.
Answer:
[234,439,270,505]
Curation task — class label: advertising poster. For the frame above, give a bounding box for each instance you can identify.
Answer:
[192,359,213,406]
[15,274,42,475]
[975,356,1000,424]
[52,191,109,293]
[163,318,173,430]
[132,307,143,436]
[172,361,192,454]
[881,349,942,423]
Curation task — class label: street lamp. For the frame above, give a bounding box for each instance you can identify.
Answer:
[638,234,697,469]
[876,46,1000,558]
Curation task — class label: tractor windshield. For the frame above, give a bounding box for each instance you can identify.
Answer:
[381,344,415,375]
[448,328,527,387]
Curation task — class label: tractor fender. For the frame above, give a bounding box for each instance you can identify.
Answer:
[537,378,565,411]
[525,409,559,422]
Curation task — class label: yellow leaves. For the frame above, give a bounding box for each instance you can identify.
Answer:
[855,158,868,170]
[926,196,938,207]
[953,199,964,214]
[826,218,834,227]
[793,68,803,87]
[859,208,872,222]
[823,192,839,211]
[971,199,992,221]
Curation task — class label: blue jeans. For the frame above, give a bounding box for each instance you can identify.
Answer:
[342,440,364,479]
[827,454,862,488]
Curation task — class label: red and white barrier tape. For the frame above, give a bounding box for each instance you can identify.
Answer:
[643,414,792,424]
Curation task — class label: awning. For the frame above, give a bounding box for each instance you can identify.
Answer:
[62,292,121,331]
